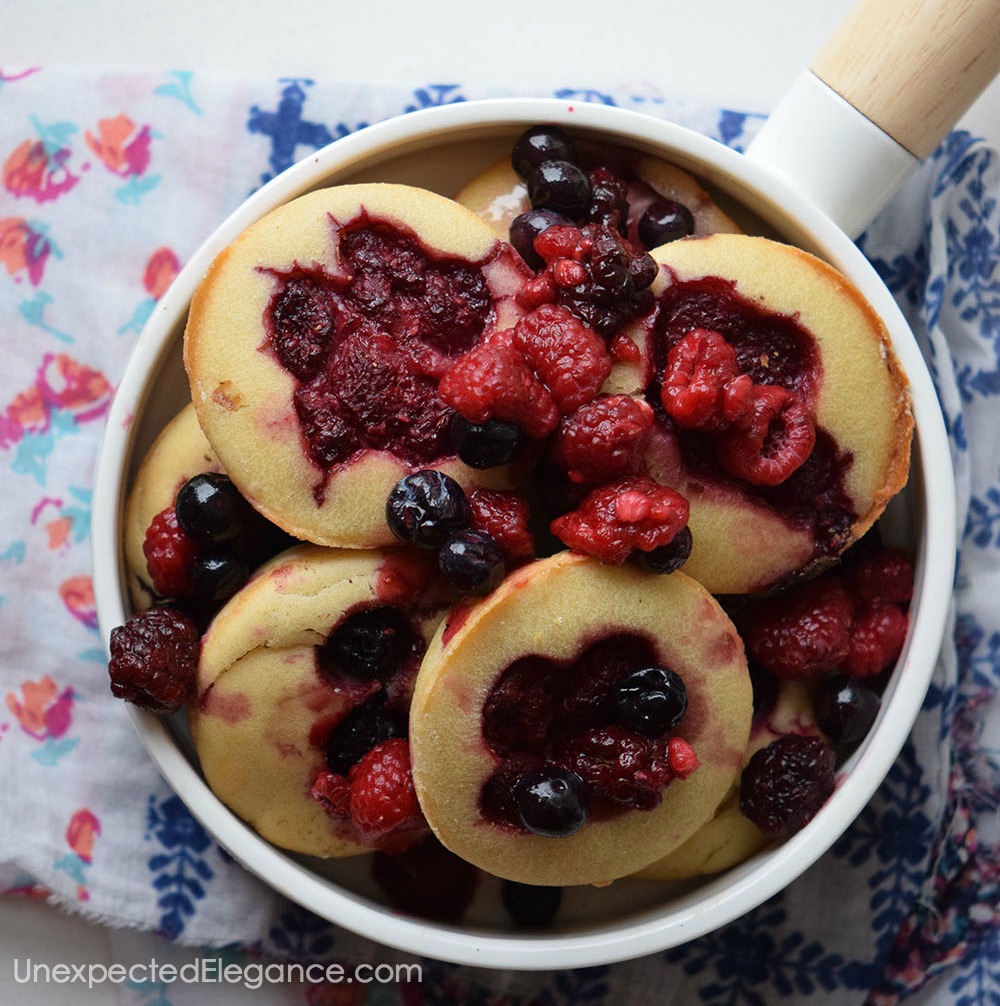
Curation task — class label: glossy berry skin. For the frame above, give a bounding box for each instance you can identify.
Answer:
[175,472,255,546]
[347,738,424,841]
[502,880,563,927]
[638,199,695,249]
[325,696,406,775]
[509,208,572,270]
[438,529,505,595]
[526,161,592,220]
[450,414,523,469]
[634,525,693,574]
[322,606,417,681]
[814,675,881,748]
[513,766,588,838]
[739,735,836,836]
[108,607,200,714]
[511,125,577,180]
[386,470,471,549]
[188,553,250,603]
[613,665,688,737]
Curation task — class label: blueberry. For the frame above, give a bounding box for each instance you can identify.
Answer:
[325,695,406,774]
[513,766,588,838]
[508,208,572,270]
[189,553,250,602]
[637,199,695,249]
[814,675,881,748]
[322,605,417,681]
[439,530,505,595]
[613,665,688,737]
[175,473,256,546]
[511,125,577,180]
[526,160,591,220]
[501,880,563,927]
[386,470,471,549]
[634,526,693,574]
[450,414,522,469]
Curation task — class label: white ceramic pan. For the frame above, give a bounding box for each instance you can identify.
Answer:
[91,0,1000,970]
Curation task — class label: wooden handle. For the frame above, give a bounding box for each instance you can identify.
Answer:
[811,0,1000,159]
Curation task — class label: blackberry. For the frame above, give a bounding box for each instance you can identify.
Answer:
[108,607,200,714]
[739,735,836,836]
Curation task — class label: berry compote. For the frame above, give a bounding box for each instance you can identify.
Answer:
[479,632,698,834]
[262,213,525,497]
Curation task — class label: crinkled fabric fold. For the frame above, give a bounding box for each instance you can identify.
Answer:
[0,68,996,1005]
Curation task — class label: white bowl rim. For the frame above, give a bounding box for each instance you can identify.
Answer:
[91,97,957,970]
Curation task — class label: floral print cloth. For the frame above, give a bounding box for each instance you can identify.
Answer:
[0,68,997,1005]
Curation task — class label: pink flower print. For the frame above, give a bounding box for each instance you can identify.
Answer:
[143,246,180,299]
[66,809,100,864]
[5,675,74,741]
[0,217,53,286]
[56,809,100,900]
[2,137,79,203]
[0,383,46,448]
[37,353,112,422]
[59,575,97,629]
[85,114,151,178]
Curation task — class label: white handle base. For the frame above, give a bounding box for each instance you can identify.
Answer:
[746,71,917,239]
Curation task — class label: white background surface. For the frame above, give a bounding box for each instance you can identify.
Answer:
[4,0,1000,1000]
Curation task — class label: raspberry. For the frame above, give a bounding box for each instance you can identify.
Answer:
[309,769,352,818]
[108,607,200,714]
[347,738,424,841]
[716,384,816,486]
[438,329,559,439]
[266,274,336,381]
[844,547,914,608]
[739,735,836,836]
[661,328,742,431]
[467,488,535,565]
[558,725,678,810]
[511,304,612,414]
[668,737,700,777]
[842,603,908,677]
[742,575,854,679]
[142,507,196,599]
[550,476,690,564]
[552,394,654,484]
[526,224,657,337]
